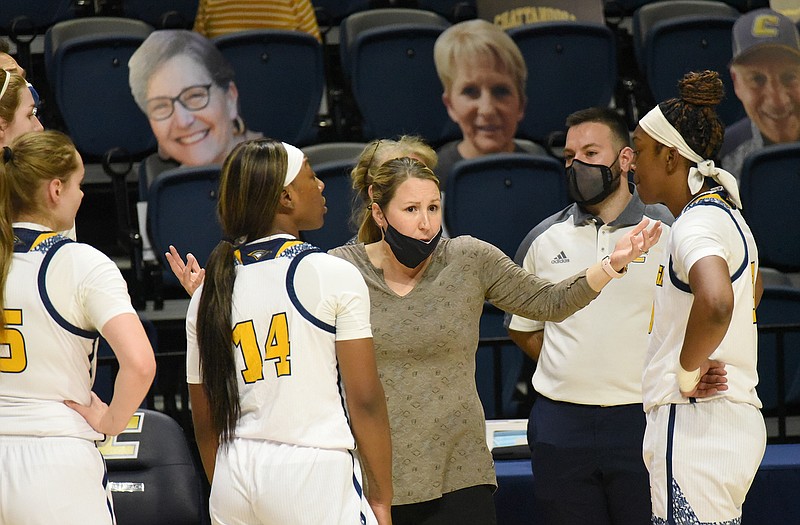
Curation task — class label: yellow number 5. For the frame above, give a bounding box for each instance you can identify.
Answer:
[233,313,291,384]
[0,309,27,373]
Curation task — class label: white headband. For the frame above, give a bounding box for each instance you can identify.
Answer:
[639,105,742,208]
[281,142,304,187]
[0,72,10,103]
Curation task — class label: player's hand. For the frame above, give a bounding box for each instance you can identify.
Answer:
[165,245,205,297]
[680,359,728,398]
[65,392,127,436]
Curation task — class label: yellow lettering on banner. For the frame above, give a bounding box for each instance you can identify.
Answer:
[494,6,576,29]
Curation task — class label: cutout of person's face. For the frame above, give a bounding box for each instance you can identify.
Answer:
[442,54,525,159]
[145,55,238,166]
[731,49,800,143]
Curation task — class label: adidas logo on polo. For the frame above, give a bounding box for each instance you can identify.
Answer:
[551,251,569,264]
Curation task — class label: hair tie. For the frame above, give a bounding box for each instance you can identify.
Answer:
[2,146,13,163]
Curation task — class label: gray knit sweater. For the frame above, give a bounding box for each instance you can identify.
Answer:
[330,235,598,505]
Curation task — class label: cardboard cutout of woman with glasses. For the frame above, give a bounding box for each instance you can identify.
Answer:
[128,30,262,187]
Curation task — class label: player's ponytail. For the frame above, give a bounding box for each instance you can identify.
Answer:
[197,138,285,444]
[0,131,79,323]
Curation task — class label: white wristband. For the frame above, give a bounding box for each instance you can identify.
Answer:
[601,255,626,279]
[677,365,701,393]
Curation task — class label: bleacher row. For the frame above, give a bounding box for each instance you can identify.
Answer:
[0,0,781,152]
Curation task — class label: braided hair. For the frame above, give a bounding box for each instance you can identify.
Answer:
[659,70,726,160]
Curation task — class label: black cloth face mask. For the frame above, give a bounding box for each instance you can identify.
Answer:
[565,151,623,206]
[382,220,443,269]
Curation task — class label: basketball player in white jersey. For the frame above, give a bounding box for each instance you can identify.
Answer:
[0,130,156,525]
[632,71,766,524]
[186,139,392,525]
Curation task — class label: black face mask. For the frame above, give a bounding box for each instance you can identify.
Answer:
[566,152,623,206]
[382,220,442,269]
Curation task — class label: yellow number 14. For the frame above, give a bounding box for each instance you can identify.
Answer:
[233,313,291,384]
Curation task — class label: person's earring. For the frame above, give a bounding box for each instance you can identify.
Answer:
[233,115,245,135]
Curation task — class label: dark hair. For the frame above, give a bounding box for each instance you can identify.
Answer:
[0,39,10,54]
[196,138,288,444]
[659,70,725,160]
[566,107,631,150]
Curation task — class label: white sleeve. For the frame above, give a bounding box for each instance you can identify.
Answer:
[508,243,546,333]
[46,243,136,333]
[294,253,372,342]
[185,288,202,384]
[672,206,744,281]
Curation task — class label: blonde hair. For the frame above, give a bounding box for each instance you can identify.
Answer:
[0,71,30,137]
[433,19,527,104]
[0,130,80,317]
[354,156,439,243]
[350,136,438,240]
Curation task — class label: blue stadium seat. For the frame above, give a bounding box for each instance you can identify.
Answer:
[100,409,207,525]
[508,21,617,144]
[755,286,800,442]
[339,8,449,81]
[638,13,744,125]
[631,0,739,69]
[740,143,800,273]
[0,0,77,74]
[214,29,324,146]
[122,0,199,29]
[444,152,568,258]
[43,17,156,160]
[147,165,223,299]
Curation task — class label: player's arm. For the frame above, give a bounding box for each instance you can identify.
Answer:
[337,337,393,525]
[508,329,544,362]
[66,313,156,436]
[189,383,218,482]
[678,255,734,397]
[754,267,763,309]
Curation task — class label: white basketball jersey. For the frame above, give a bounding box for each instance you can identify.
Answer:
[0,228,104,440]
[643,190,761,411]
[187,236,372,450]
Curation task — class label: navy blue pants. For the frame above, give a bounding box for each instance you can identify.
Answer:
[528,396,651,525]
